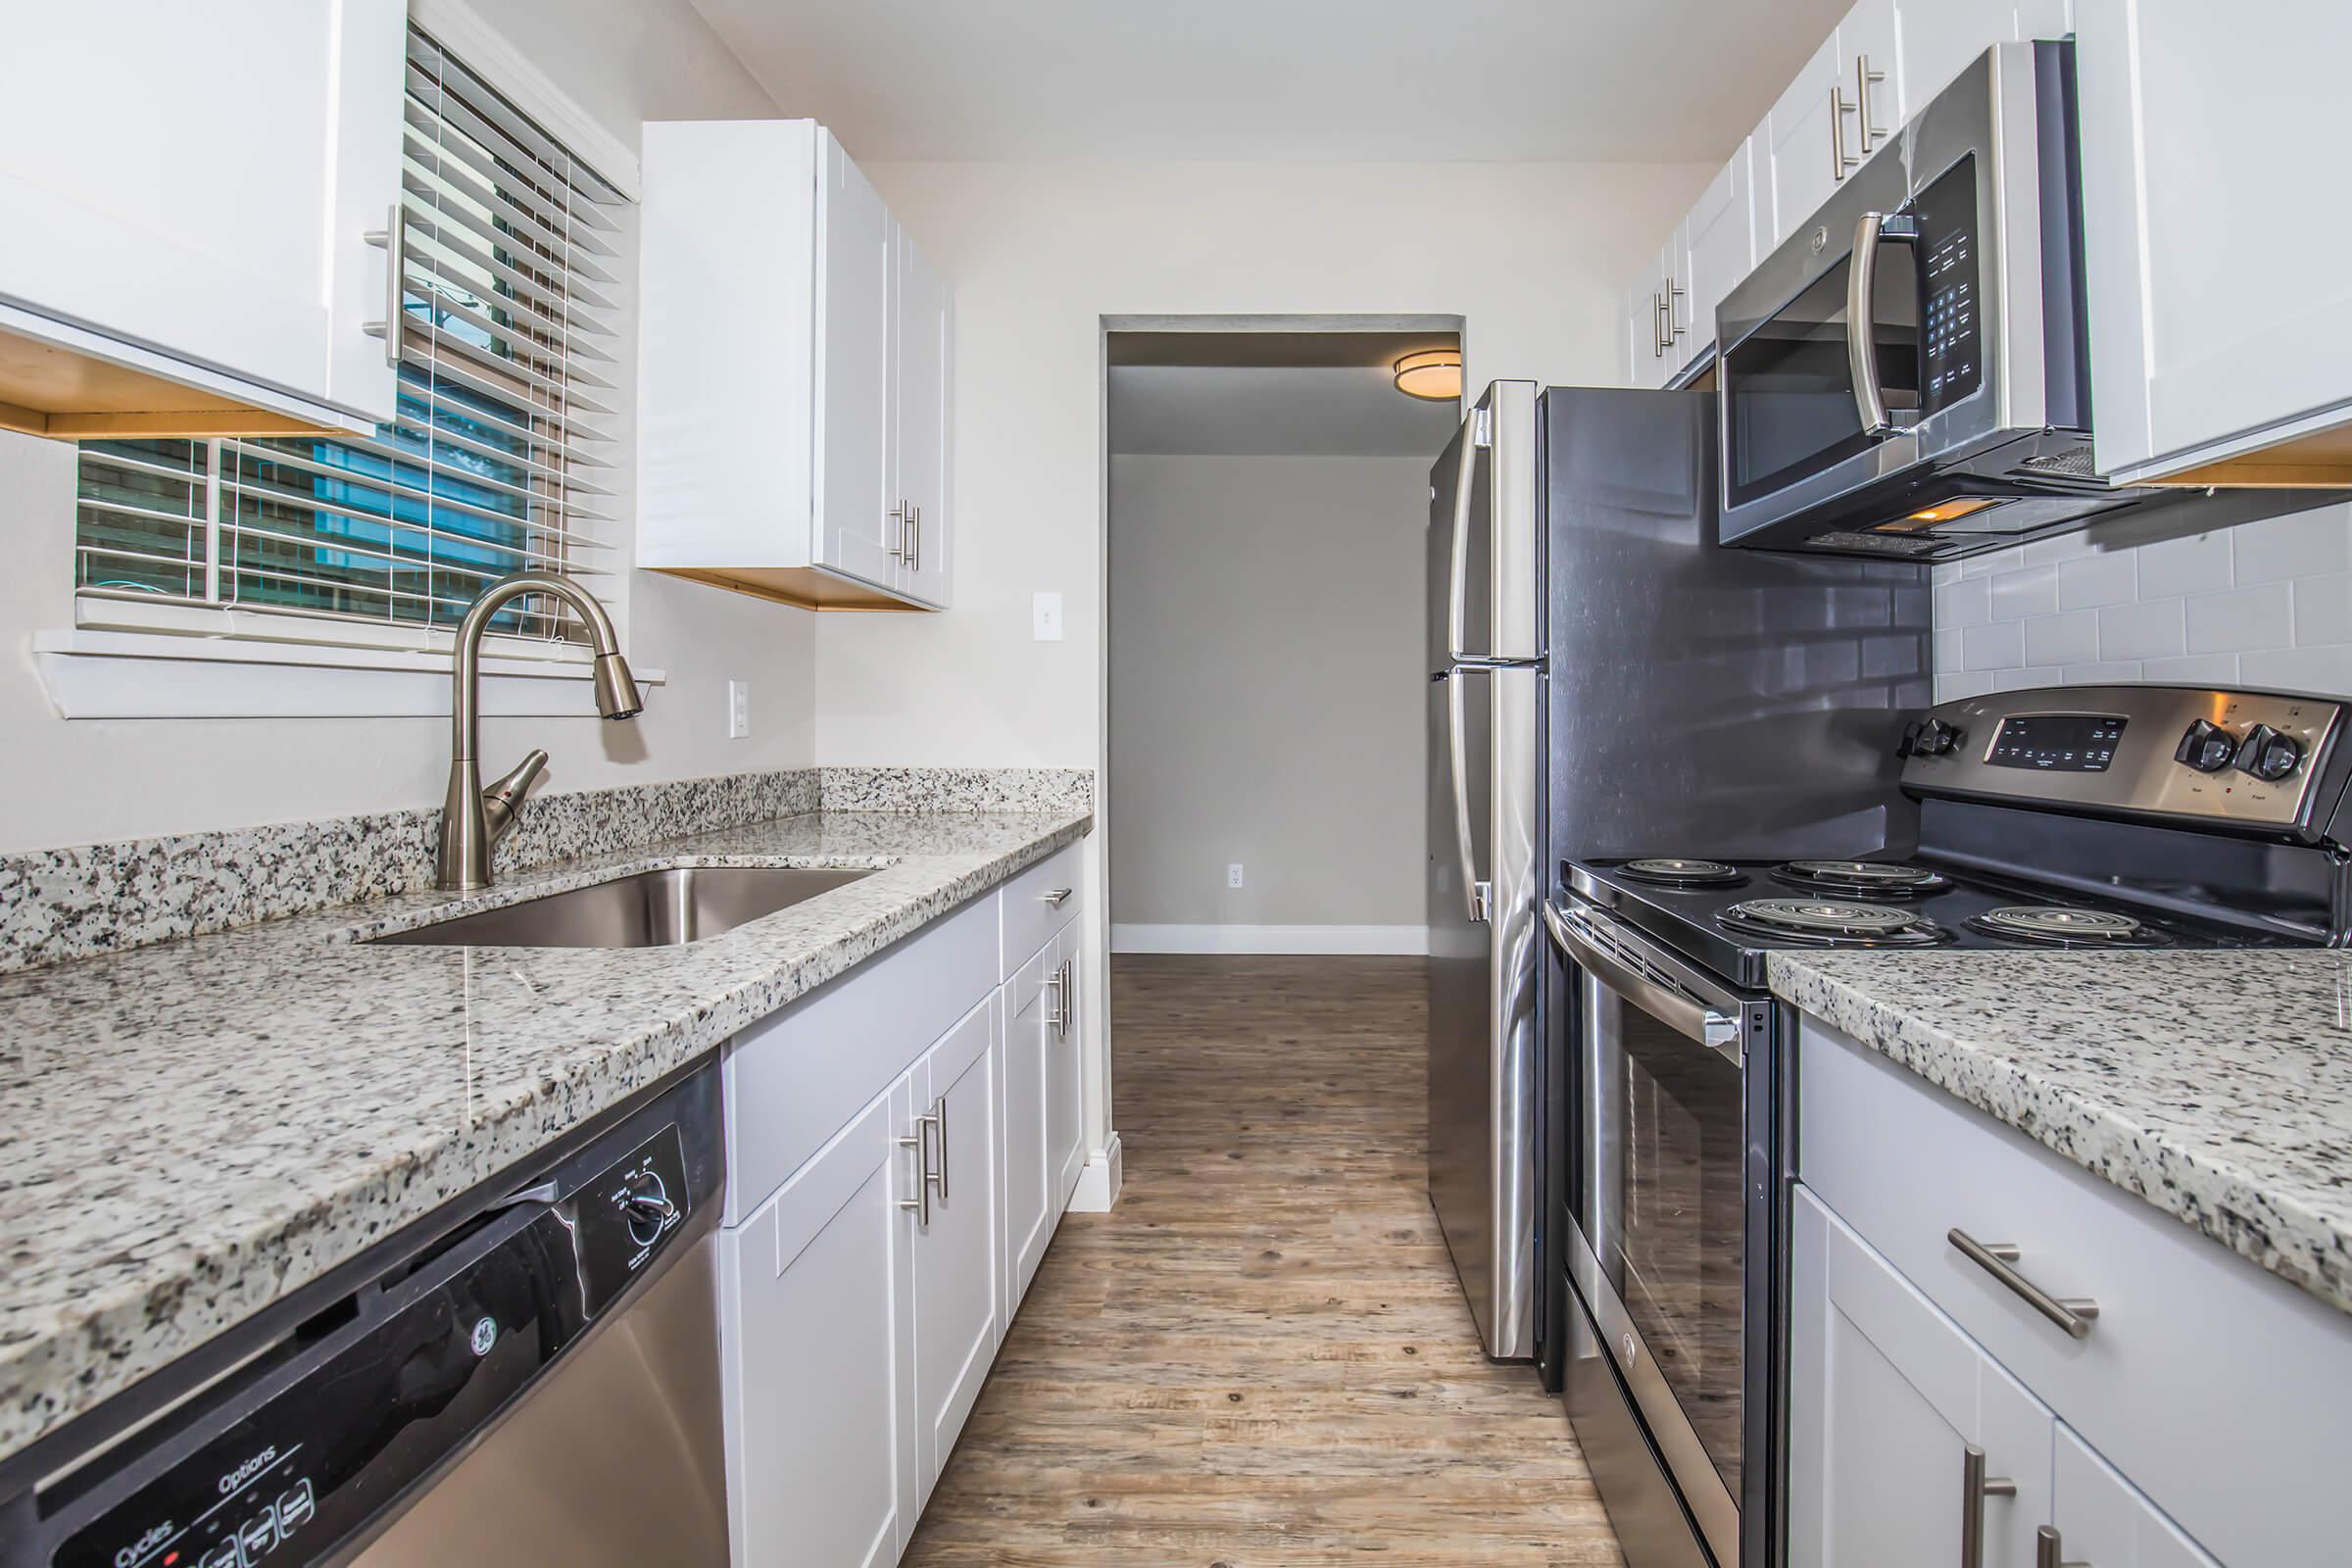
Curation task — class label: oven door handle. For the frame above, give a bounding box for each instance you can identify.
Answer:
[1544,899,1743,1065]
[1846,210,1918,439]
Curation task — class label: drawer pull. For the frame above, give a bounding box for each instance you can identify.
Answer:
[2035,1526,2089,1568]
[1041,887,1072,907]
[1960,1445,2016,1568]
[1949,1228,2100,1340]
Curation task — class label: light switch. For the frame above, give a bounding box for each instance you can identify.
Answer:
[1033,592,1064,642]
[727,680,750,739]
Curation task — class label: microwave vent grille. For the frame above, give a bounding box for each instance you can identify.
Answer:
[2012,446,2099,480]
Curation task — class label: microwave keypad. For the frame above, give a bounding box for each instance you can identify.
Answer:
[1912,155,1983,416]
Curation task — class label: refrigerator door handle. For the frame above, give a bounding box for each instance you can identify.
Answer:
[1445,409,1482,662]
[1445,668,1489,923]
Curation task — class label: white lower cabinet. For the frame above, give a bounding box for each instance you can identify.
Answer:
[721,1077,918,1568]
[717,861,1090,1566]
[1791,1186,2052,1568]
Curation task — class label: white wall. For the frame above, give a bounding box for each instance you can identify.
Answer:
[1933,501,2352,700]
[0,0,808,855]
[1108,454,1429,948]
[818,156,1704,1174]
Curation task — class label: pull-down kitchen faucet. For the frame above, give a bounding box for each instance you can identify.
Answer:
[439,570,643,891]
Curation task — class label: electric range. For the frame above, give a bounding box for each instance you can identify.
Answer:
[1544,683,2351,1568]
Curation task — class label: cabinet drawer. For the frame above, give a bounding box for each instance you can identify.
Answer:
[998,841,1081,980]
[725,892,996,1222]
[1799,1016,2352,1566]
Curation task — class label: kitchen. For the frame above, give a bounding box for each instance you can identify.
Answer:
[0,2,2346,1567]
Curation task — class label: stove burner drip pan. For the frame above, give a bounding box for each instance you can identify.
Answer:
[1620,858,1746,889]
[1970,906,2167,948]
[1719,897,1951,947]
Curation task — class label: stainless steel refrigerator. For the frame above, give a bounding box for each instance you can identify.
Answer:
[1426,381,1933,1370]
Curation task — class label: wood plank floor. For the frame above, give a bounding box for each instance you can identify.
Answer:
[903,955,1625,1567]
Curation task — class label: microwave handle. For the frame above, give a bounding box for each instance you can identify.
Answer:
[1847,211,1917,438]
[1544,899,1742,1065]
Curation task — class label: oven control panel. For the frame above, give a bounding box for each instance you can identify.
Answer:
[1900,685,2344,832]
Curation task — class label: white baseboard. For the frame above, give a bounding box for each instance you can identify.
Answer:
[1067,1133,1124,1212]
[1110,923,1429,956]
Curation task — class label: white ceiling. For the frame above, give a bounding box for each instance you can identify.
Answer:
[1107,366,1460,457]
[685,0,1852,163]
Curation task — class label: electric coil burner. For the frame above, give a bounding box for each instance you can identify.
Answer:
[1771,858,1951,899]
[1718,897,1951,947]
[1969,906,2164,948]
[1619,858,1746,889]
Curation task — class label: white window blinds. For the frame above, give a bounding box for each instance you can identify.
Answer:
[73,24,627,647]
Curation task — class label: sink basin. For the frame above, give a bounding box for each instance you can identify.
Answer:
[368,865,874,949]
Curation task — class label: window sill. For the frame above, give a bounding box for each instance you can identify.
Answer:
[31,629,666,720]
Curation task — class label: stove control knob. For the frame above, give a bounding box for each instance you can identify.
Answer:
[619,1171,676,1248]
[1915,718,1965,758]
[2175,718,2239,773]
[2233,723,2303,783]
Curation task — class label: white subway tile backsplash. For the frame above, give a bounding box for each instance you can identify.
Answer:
[1986,564,2058,621]
[1935,670,1994,702]
[2241,644,2352,693]
[1961,619,2025,670]
[2142,653,2241,684]
[2096,598,2186,662]
[2062,661,2143,683]
[2023,609,2098,666]
[2133,529,2234,600]
[1935,575,1990,628]
[1933,561,1964,586]
[2232,504,2352,587]
[2055,550,2137,611]
[2182,581,2292,655]
[1932,510,2352,700]
[2291,573,2352,646]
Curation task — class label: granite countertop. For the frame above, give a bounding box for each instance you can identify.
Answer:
[1770,948,2352,1317]
[0,808,1088,1466]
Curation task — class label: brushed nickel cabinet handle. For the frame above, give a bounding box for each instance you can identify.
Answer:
[908,503,921,571]
[1961,1445,2017,1568]
[1043,963,1066,1031]
[933,1093,949,1201]
[2035,1526,2088,1568]
[1041,887,1073,907]
[363,202,405,367]
[1949,1229,2100,1339]
[1854,53,1887,152]
[886,501,908,561]
[898,1111,939,1225]
[1831,85,1860,177]
[1665,276,1688,342]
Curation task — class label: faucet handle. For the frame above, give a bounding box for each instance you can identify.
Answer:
[481,749,549,845]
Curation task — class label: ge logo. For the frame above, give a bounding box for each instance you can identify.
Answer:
[470,1316,498,1356]
[1810,225,1829,254]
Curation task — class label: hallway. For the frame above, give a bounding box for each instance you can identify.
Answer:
[903,955,1622,1566]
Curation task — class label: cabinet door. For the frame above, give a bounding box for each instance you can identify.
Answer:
[2048,1425,2221,1568]
[1896,0,2028,111]
[1838,0,1902,166]
[814,131,899,590]
[1001,941,1056,1310]
[1790,1186,2053,1568]
[911,997,1003,1500]
[0,0,403,422]
[891,221,951,608]
[2077,0,2352,479]
[1048,928,1087,1210]
[1761,32,1848,254]
[1682,149,1755,365]
[722,1074,918,1568]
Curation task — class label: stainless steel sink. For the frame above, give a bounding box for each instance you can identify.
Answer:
[368,864,874,949]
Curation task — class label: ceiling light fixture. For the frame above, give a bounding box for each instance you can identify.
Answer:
[1393,349,1462,403]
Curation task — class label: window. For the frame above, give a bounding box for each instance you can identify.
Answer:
[71,24,627,652]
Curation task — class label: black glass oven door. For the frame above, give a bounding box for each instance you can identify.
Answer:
[1722,237,1921,510]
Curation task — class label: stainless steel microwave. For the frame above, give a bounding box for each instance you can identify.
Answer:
[1716,41,2138,560]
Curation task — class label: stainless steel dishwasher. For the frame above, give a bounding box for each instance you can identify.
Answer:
[2,1063,729,1568]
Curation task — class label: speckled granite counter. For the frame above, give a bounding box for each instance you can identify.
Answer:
[1770,948,2352,1317]
[0,808,1088,1465]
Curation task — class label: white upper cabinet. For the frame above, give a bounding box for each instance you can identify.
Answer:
[0,0,404,437]
[1680,145,1758,366]
[1623,239,1676,389]
[2076,0,2352,486]
[638,120,954,611]
[1760,32,1848,257]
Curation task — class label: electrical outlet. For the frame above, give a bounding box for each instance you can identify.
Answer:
[727,680,750,739]
[1227,862,1245,889]
[1033,591,1064,642]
